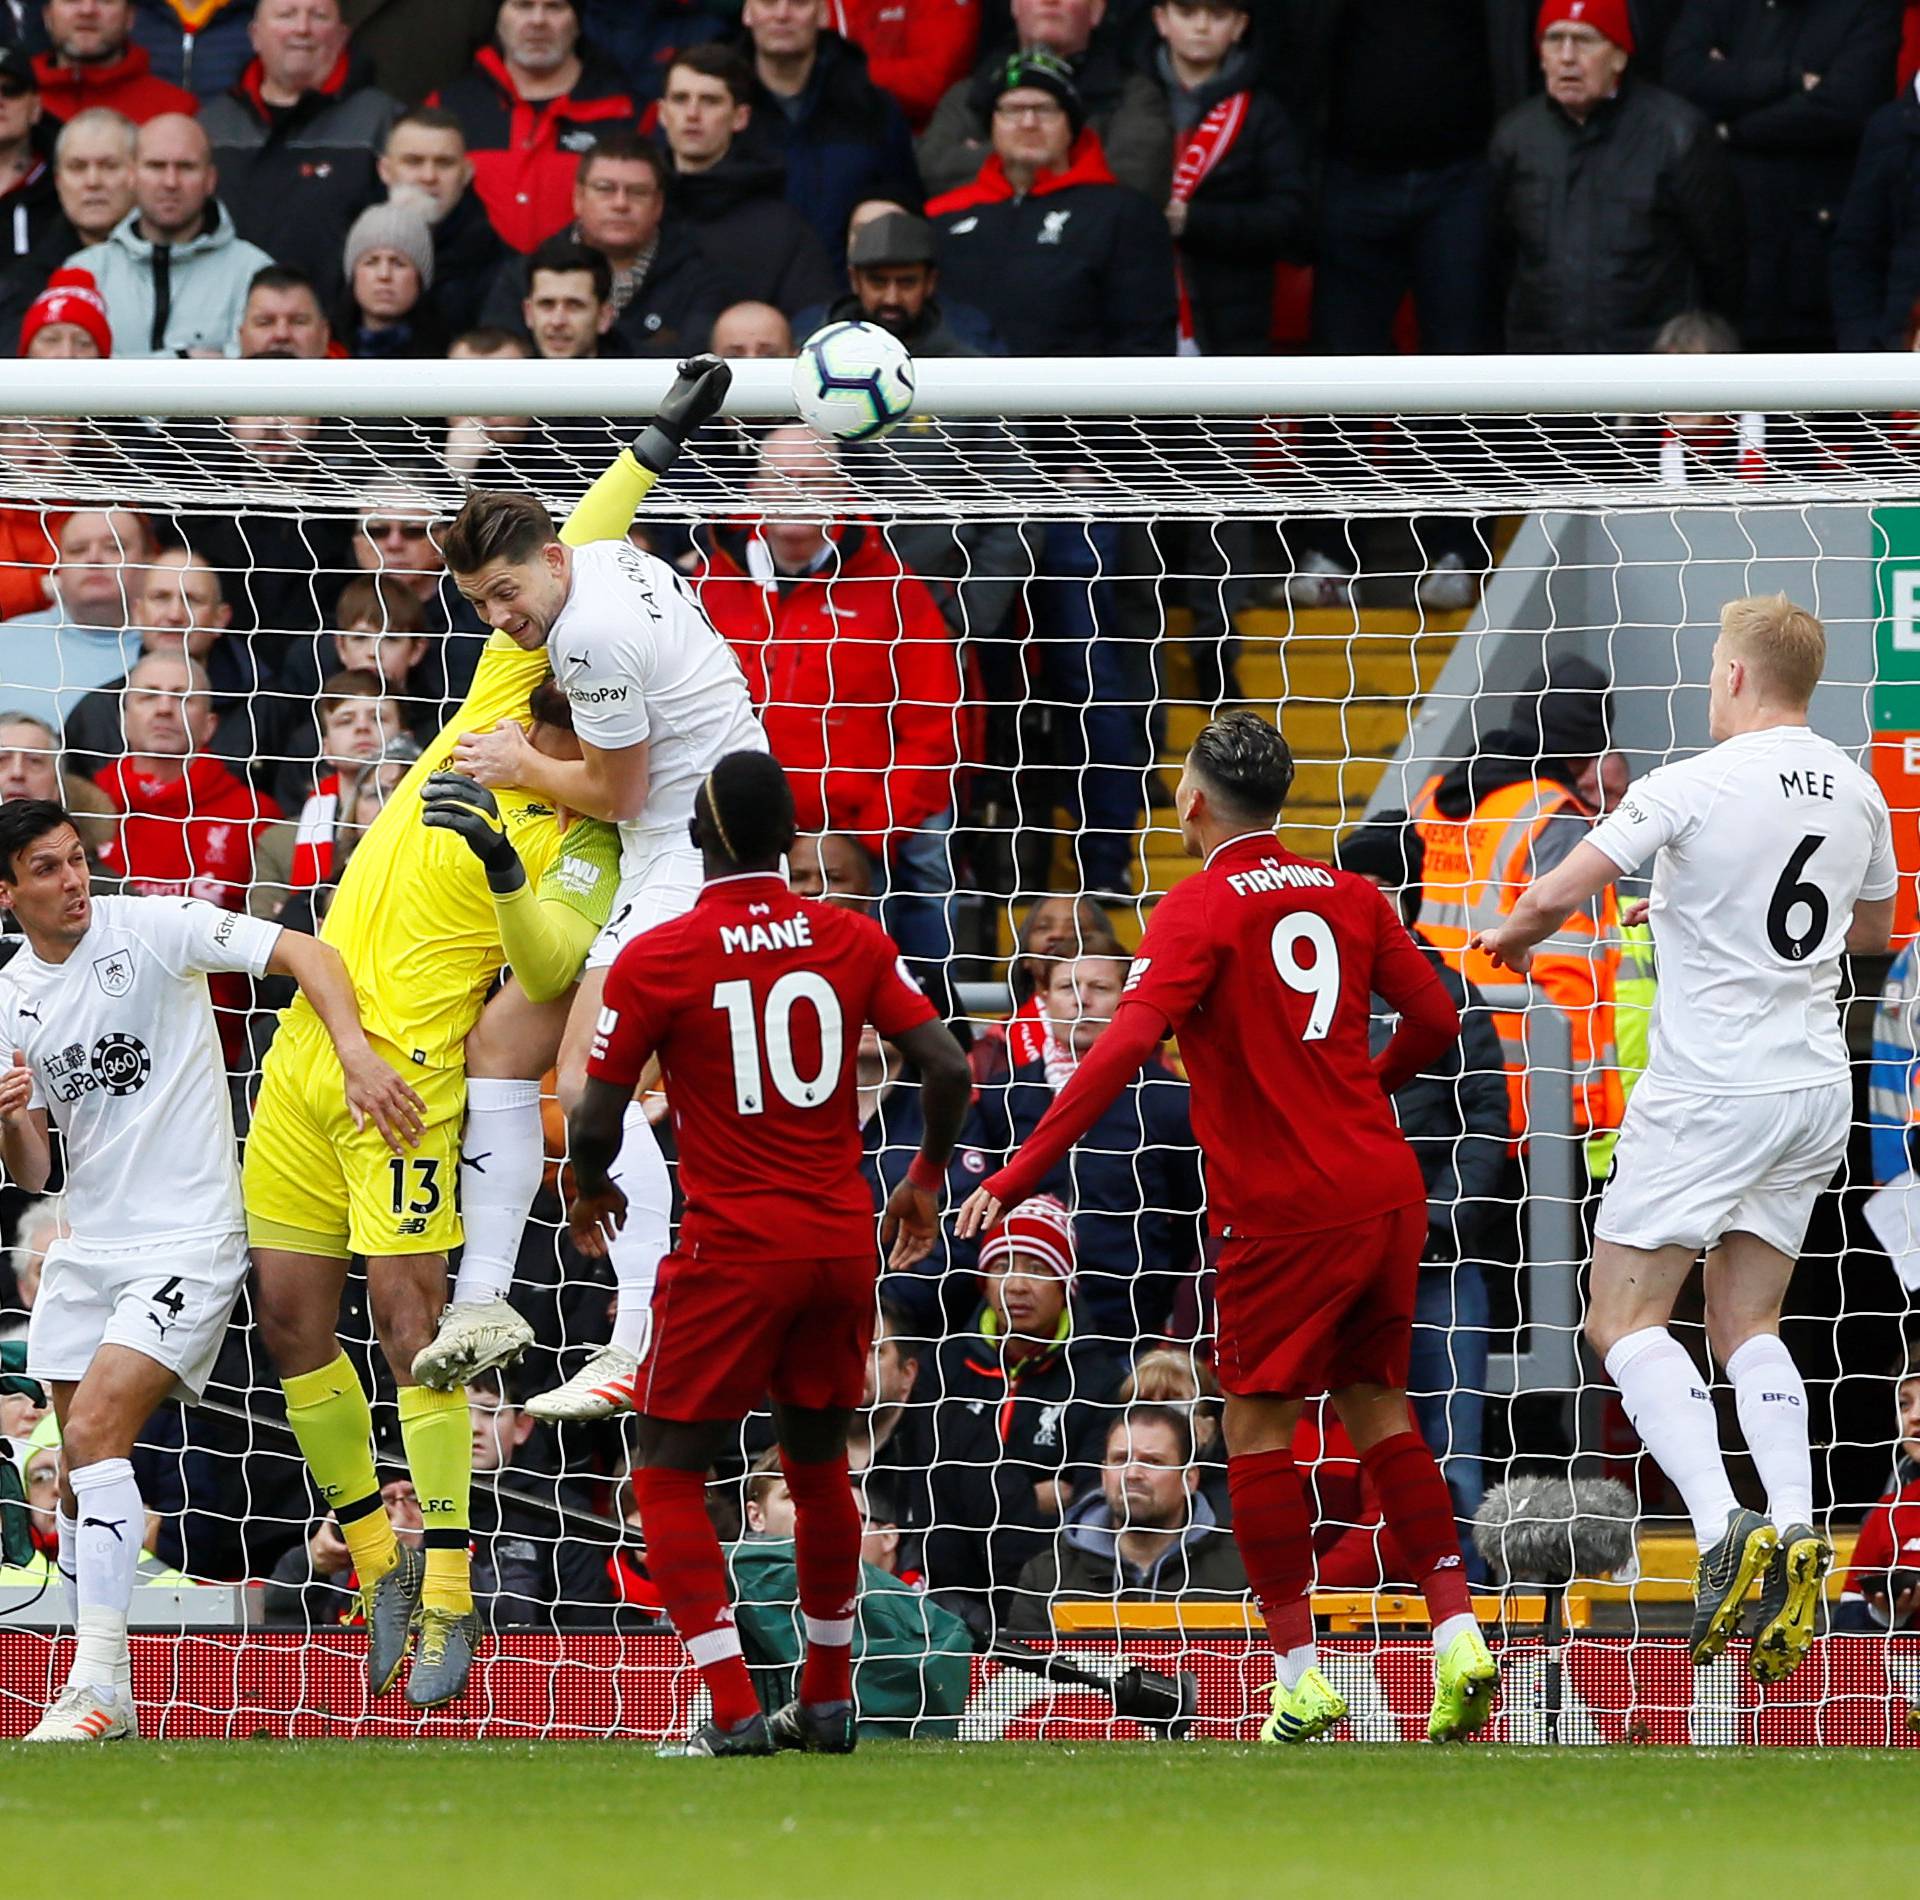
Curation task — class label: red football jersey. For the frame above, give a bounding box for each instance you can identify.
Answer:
[1122,834,1453,1239]
[588,872,936,1258]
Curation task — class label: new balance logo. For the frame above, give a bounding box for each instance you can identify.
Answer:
[82,1516,127,1542]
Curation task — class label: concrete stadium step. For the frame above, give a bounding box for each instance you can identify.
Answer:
[1141,607,1472,908]
[1164,700,1411,758]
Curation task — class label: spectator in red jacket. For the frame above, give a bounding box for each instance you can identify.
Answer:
[1837,1349,1920,1633]
[828,0,978,132]
[95,644,280,906]
[35,0,200,124]
[694,423,963,964]
[430,0,636,253]
[93,645,280,1062]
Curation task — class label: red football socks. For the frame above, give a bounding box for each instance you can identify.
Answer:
[1226,1447,1315,1655]
[780,1451,861,1708]
[632,1465,761,1730]
[1361,1432,1474,1625]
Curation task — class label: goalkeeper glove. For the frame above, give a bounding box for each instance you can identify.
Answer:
[421,771,525,895]
[632,353,732,475]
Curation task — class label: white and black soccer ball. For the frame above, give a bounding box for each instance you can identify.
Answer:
[791,319,916,442]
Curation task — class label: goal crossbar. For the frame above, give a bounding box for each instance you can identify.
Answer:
[2,352,1918,418]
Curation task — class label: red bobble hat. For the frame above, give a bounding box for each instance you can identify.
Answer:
[20,268,111,357]
[1536,0,1634,52]
[978,1193,1077,1287]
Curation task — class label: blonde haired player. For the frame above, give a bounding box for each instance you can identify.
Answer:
[1476,594,1896,1685]
[243,359,733,1707]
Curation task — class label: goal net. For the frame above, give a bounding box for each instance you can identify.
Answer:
[1,354,1917,1744]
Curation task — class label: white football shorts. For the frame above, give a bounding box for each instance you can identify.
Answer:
[27,1229,248,1402]
[1595,1074,1851,1258]
[585,834,704,973]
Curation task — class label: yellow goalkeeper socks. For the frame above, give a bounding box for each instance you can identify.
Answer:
[282,1354,397,1586]
[397,1384,473,1616]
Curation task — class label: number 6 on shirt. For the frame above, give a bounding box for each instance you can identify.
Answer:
[1271,912,1341,1040]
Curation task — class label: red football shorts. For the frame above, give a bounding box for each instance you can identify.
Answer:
[1213,1202,1426,1400]
[636,1247,877,1422]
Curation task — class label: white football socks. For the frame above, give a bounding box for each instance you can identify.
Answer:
[69,1458,141,1703]
[55,1506,76,1625]
[1275,1642,1318,1691]
[451,1077,545,1307]
[1727,1333,1814,1531]
[1605,1326,1739,1548]
[608,1103,670,1357]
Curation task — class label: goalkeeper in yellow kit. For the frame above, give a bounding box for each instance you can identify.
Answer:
[243,359,732,1708]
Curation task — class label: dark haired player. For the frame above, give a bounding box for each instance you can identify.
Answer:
[441,356,770,1424]
[567,751,972,1757]
[0,799,417,1742]
[957,713,1499,1744]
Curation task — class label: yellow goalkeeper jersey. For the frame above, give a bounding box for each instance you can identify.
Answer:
[295,631,620,1069]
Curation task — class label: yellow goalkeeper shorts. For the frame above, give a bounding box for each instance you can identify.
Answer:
[244,1009,465,1260]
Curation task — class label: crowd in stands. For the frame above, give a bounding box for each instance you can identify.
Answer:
[6,0,1920,1648]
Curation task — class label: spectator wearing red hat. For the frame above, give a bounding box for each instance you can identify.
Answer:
[1488,0,1743,351]
[34,0,199,125]
[1665,0,1898,353]
[19,266,111,355]
[917,1192,1126,1640]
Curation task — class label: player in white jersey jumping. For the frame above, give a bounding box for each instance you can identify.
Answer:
[432,359,769,1419]
[0,799,420,1741]
[1476,594,1897,1686]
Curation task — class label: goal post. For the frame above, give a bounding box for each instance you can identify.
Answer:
[0,354,1915,1742]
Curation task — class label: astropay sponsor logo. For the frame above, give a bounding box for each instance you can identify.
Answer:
[566,681,629,705]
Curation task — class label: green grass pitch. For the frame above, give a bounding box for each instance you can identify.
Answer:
[4,1742,1900,1899]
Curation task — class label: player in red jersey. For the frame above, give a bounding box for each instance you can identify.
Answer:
[566,750,971,1758]
[958,712,1502,1744]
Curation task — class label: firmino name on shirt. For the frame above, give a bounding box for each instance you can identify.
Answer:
[1226,860,1335,896]
[721,914,816,954]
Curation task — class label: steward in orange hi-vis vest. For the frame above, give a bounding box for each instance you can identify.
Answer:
[1411,659,1625,1140]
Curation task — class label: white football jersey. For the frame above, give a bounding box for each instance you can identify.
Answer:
[547,540,767,853]
[1587,726,1898,1094]
[0,895,280,1246]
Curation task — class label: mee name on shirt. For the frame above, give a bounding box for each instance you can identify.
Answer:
[1119,837,1444,1239]
[546,540,767,841]
[1586,727,1897,1095]
[0,895,282,1247]
[587,875,935,1259]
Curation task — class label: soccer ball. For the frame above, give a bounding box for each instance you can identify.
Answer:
[791,320,916,443]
